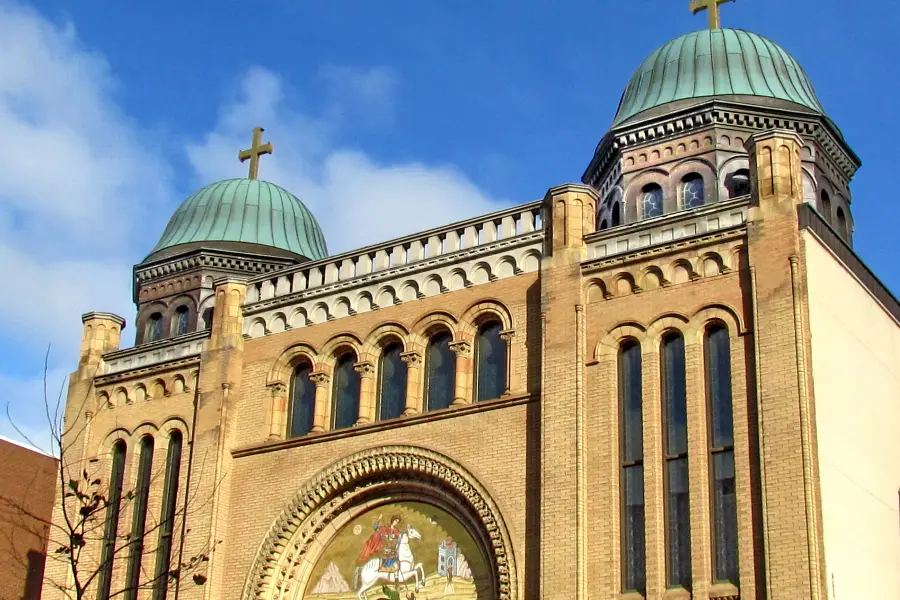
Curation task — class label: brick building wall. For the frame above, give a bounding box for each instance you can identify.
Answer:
[0,437,58,600]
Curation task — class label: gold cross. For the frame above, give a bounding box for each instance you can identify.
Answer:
[238,127,274,180]
[690,0,735,29]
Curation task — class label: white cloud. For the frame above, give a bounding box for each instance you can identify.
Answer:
[0,2,506,450]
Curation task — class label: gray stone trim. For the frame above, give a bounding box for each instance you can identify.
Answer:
[81,312,126,327]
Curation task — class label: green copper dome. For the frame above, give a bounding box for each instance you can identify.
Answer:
[149,179,328,260]
[613,29,825,127]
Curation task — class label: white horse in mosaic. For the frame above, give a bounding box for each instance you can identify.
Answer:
[353,525,425,600]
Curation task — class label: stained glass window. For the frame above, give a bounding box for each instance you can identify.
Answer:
[682,174,705,209]
[662,332,691,588]
[619,339,645,593]
[726,170,751,198]
[642,184,664,219]
[153,431,183,600]
[332,352,360,430]
[173,306,190,336]
[147,313,163,342]
[125,436,155,600]
[705,324,738,584]
[378,343,407,421]
[97,440,127,600]
[475,321,507,402]
[425,332,455,412]
[289,364,315,437]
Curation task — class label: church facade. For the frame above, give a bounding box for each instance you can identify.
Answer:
[43,10,900,600]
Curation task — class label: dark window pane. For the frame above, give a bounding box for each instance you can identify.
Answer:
[623,464,646,593]
[683,174,706,209]
[612,202,621,226]
[663,333,688,456]
[475,322,507,402]
[289,365,315,437]
[202,308,214,330]
[666,458,692,588]
[706,326,734,449]
[97,441,127,600]
[642,184,664,218]
[726,170,751,198]
[125,436,155,600]
[332,353,360,430]
[425,332,455,411]
[174,307,190,336]
[153,432,183,600]
[619,341,643,463]
[378,344,407,421]
[147,313,163,342]
[712,450,739,583]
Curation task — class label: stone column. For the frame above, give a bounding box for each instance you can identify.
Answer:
[500,329,516,396]
[309,372,331,432]
[448,340,473,405]
[268,382,288,440]
[355,362,377,424]
[400,351,422,415]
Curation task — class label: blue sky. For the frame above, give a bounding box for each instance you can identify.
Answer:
[2,0,898,450]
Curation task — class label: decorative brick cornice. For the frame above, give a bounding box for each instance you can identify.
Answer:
[240,446,518,600]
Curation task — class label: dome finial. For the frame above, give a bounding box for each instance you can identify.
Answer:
[238,127,274,180]
[690,0,735,29]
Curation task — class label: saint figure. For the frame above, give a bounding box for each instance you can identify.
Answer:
[358,514,402,572]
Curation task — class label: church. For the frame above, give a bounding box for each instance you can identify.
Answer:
[42,2,900,600]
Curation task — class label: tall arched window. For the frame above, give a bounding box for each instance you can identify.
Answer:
[97,440,127,600]
[378,343,407,421]
[201,308,214,331]
[836,206,848,240]
[124,435,155,600]
[173,306,190,336]
[726,169,751,198]
[146,313,163,342]
[289,363,315,438]
[682,174,705,209]
[619,339,645,593]
[661,332,691,588]
[705,324,738,584]
[641,184,664,219]
[475,321,506,401]
[425,332,455,412]
[820,191,832,223]
[331,352,360,430]
[153,431,183,600]
[611,202,622,227]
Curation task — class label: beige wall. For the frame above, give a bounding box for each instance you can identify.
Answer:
[804,231,900,598]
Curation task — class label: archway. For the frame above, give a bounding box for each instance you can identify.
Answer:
[242,446,517,600]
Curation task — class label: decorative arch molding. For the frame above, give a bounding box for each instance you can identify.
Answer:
[411,310,460,341]
[359,322,410,362]
[645,312,692,345]
[460,298,514,335]
[319,333,364,366]
[688,303,747,345]
[593,322,647,360]
[268,343,320,386]
[241,446,517,600]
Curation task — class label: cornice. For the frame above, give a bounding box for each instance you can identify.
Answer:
[95,355,200,385]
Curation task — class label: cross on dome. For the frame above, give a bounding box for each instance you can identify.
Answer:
[690,0,736,29]
[238,127,274,180]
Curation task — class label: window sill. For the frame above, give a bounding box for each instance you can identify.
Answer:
[709,582,739,600]
[663,587,692,600]
[232,391,537,458]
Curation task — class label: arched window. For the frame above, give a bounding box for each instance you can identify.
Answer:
[682,173,705,209]
[705,324,738,584]
[836,206,848,240]
[124,435,155,600]
[377,343,407,421]
[425,332,455,412]
[641,184,664,219]
[599,219,609,230]
[820,191,832,223]
[619,339,645,593]
[173,305,190,336]
[725,169,751,198]
[475,321,507,401]
[153,431,183,600]
[97,440,127,600]
[289,363,315,437]
[661,332,691,587]
[331,352,361,430]
[202,307,214,330]
[146,312,163,342]
[611,202,622,227]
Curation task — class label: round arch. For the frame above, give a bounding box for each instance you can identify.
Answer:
[241,446,517,600]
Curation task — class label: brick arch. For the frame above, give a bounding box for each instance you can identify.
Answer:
[645,312,693,346]
[360,322,410,363]
[688,303,747,346]
[460,298,514,336]
[267,343,319,387]
[318,333,364,367]
[624,167,669,221]
[241,446,517,600]
[593,322,647,360]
